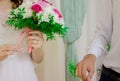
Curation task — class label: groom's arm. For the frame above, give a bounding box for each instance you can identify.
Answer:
[76,0,113,81]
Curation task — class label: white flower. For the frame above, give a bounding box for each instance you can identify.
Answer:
[41,12,50,22]
[36,4,64,24]
[44,6,54,14]
[53,14,59,23]
[23,9,32,18]
[19,1,33,18]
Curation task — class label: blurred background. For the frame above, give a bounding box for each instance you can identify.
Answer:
[34,0,104,81]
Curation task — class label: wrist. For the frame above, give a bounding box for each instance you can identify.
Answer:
[84,54,96,62]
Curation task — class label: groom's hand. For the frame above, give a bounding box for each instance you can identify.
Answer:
[76,54,96,81]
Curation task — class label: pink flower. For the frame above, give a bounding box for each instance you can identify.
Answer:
[42,0,52,5]
[37,0,50,8]
[31,4,43,13]
[53,8,63,18]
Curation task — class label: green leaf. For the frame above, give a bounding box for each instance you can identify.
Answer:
[106,43,111,51]
[68,61,76,77]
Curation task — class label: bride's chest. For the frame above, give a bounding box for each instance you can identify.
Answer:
[0,23,21,44]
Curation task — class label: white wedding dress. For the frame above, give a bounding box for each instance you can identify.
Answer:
[0,8,38,81]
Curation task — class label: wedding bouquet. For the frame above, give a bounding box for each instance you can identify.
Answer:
[6,0,68,40]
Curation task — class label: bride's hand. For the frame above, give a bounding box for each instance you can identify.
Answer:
[27,31,44,51]
[27,31,44,63]
[0,44,19,61]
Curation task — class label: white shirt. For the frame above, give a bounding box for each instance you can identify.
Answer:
[88,0,120,73]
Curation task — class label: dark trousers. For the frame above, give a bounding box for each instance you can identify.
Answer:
[99,72,114,81]
[99,65,120,81]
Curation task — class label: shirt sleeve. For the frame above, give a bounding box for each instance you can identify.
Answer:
[87,0,113,58]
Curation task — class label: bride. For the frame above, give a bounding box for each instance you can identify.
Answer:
[0,0,44,81]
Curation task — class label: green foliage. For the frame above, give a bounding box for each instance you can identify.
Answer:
[6,8,68,40]
[106,43,111,52]
[68,61,76,77]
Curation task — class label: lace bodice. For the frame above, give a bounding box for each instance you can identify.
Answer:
[0,12,21,45]
[0,12,28,56]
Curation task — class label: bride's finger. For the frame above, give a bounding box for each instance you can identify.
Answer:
[27,36,40,40]
[28,31,43,38]
[27,36,44,44]
[29,43,42,48]
[28,40,38,44]
[27,40,43,48]
[0,50,17,57]
[0,46,18,52]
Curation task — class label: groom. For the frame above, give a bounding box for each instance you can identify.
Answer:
[76,0,120,81]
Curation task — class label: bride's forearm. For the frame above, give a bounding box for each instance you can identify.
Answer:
[31,47,44,63]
